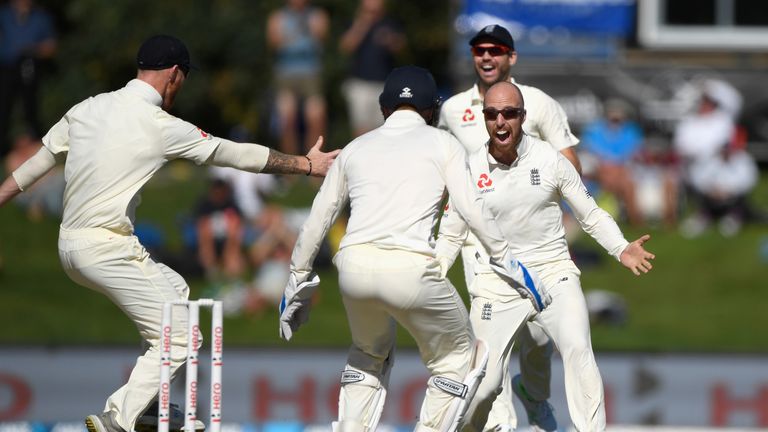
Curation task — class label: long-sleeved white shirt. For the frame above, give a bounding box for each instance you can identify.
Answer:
[41,79,270,234]
[290,110,515,282]
[438,78,579,154]
[437,135,629,275]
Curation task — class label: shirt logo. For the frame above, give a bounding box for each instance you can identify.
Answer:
[399,87,413,98]
[530,168,540,186]
[477,173,493,189]
[462,108,475,122]
[197,127,209,138]
[585,187,592,198]
[481,302,492,321]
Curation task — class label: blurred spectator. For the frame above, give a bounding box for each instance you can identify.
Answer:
[195,178,247,282]
[0,0,57,157]
[685,142,759,237]
[581,98,645,226]
[3,133,64,220]
[674,79,759,237]
[339,0,405,137]
[209,134,303,310]
[266,0,329,156]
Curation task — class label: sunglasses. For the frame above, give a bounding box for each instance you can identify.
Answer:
[471,45,511,57]
[482,107,525,121]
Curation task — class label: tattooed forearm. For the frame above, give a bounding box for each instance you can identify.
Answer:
[263,150,307,175]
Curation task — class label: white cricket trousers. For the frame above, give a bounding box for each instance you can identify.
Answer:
[462,273,536,431]
[58,227,192,431]
[486,260,606,432]
[334,244,475,431]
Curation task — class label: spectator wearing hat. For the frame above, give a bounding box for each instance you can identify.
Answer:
[279,65,549,431]
[674,79,757,237]
[437,23,581,431]
[0,34,339,432]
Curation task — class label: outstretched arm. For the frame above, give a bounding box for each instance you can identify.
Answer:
[264,136,340,177]
[0,176,22,207]
[620,234,655,275]
[210,136,340,177]
[0,146,59,207]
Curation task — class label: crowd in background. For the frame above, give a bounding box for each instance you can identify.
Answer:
[1,0,766,314]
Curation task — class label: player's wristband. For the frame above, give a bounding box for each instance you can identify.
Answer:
[305,155,312,176]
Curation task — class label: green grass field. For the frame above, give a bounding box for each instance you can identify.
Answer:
[1,161,767,352]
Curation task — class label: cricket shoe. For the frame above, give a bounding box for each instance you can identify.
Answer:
[135,403,206,432]
[511,374,557,432]
[85,411,125,432]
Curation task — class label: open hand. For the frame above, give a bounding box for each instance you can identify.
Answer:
[620,234,656,276]
[306,136,341,177]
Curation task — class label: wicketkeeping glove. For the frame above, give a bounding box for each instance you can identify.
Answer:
[279,272,321,341]
[489,252,551,312]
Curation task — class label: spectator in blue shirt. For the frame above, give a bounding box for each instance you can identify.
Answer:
[581,98,645,226]
[0,0,57,157]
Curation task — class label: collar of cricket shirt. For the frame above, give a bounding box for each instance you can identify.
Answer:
[126,79,163,107]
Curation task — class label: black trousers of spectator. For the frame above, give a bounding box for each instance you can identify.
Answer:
[0,58,43,158]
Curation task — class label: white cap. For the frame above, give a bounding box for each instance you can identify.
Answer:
[702,79,742,119]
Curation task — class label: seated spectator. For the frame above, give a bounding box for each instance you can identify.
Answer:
[4,133,64,221]
[209,165,311,313]
[683,140,759,237]
[674,79,752,237]
[195,178,247,282]
[581,98,644,226]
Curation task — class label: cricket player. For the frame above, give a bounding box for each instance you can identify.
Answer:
[0,35,339,432]
[438,24,580,431]
[279,66,552,432]
[437,81,655,431]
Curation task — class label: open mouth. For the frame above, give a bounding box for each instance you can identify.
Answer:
[494,129,511,145]
[479,64,496,76]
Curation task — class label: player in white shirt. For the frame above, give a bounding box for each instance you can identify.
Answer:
[437,82,655,431]
[0,35,339,432]
[438,24,582,431]
[278,66,552,432]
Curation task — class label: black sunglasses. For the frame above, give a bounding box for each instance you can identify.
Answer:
[482,107,525,121]
[471,45,511,57]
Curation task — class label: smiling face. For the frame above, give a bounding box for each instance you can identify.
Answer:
[484,82,526,165]
[472,39,517,94]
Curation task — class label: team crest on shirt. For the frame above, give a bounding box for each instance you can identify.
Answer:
[530,168,541,186]
[481,302,492,320]
[477,173,494,194]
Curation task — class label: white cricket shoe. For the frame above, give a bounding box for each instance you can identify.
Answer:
[511,374,557,432]
[85,411,125,432]
[135,403,206,432]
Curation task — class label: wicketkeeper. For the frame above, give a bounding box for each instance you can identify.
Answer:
[279,65,551,432]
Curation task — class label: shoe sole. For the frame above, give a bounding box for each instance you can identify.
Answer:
[85,415,104,432]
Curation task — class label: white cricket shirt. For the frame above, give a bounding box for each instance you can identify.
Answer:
[290,110,513,280]
[438,78,579,154]
[42,79,222,233]
[438,135,629,274]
